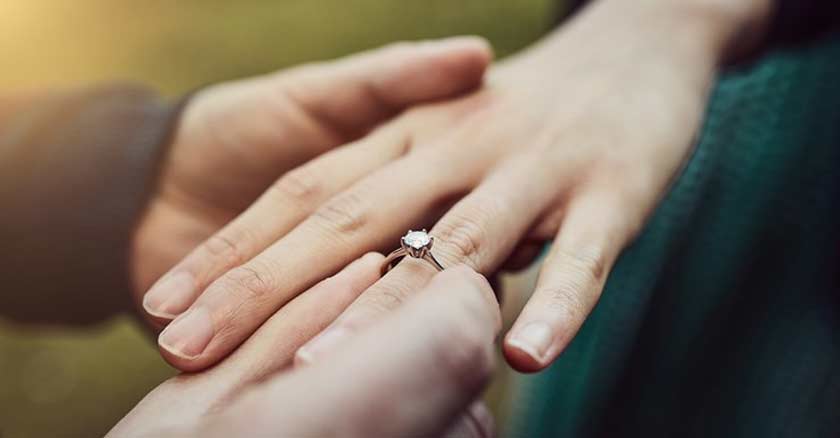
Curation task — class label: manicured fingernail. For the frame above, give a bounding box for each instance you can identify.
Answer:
[158,307,214,359]
[295,326,351,365]
[508,321,553,362]
[143,272,195,319]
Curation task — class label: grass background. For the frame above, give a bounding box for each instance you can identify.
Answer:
[0,1,557,436]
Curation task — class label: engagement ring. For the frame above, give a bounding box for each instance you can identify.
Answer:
[381,230,445,275]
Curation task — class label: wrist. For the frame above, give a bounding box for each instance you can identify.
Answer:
[511,0,772,74]
[597,0,774,63]
[629,0,774,63]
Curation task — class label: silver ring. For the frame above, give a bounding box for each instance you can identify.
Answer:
[381,229,445,275]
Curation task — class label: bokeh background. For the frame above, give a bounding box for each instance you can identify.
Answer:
[0,1,560,436]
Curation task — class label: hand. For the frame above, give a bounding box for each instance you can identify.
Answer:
[142,0,770,372]
[132,37,492,322]
[110,263,500,438]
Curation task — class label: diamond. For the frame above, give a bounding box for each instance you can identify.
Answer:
[403,230,431,250]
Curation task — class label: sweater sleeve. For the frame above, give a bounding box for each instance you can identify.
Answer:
[766,1,840,46]
[0,85,182,325]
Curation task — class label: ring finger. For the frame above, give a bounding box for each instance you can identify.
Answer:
[142,124,408,321]
[295,152,569,363]
[157,142,487,371]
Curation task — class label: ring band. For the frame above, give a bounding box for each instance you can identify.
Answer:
[381,230,445,275]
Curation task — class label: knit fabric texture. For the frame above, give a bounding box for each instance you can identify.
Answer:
[507,34,840,438]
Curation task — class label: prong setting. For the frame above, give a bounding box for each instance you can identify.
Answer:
[401,229,433,258]
[382,229,446,274]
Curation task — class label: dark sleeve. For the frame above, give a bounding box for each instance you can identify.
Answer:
[559,0,840,47]
[766,1,840,46]
[0,85,182,325]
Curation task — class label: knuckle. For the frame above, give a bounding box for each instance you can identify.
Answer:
[271,165,324,204]
[542,278,591,322]
[223,260,279,304]
[436,199,502,268]
[201,229,252,267]
[312,190,370,235]
[542,246,609,318]
[437,220,485,268]
[556,246,608,285]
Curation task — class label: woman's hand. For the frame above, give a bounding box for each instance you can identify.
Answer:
[131,37,492,323]
[110,262,500,438]
[143,0,771,372]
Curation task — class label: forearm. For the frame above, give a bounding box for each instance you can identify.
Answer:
[527,0,772,70]
[0,85,181,325]
[561,0,840,57]
[493,0,774,107]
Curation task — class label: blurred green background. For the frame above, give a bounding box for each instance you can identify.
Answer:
[0,1,556,436]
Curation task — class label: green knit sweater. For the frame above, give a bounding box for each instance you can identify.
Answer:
[508,34,840,438]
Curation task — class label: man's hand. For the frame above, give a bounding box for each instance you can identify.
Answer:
[142,0,772,373]
[132,37,492,323]
[109,263,499,438]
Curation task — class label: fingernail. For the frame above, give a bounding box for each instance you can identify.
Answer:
[508,321,553,363]
[295,326,351,365]
[158,307,214,359]
[143,272,195,319]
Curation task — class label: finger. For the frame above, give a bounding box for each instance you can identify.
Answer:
[143,37,492,321]
[158,145,484,371]
[109,254,382,436]
[442,402,496,438]
[143,125,406,320]
[212,252,384,386]
[188,36,493,166]
[276,36,493,137]
[207,266,500,438]
[504,191,632,372]
[156,254,382,387]
[297,153,564,363]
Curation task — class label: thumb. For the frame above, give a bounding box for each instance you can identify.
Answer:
[189,36,492,154]
[274,36,494,137]
[176,36,492,196]
[207,266,501,438]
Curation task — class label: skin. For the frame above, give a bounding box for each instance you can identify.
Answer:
[131,36,494,326]
[139,0,773,373]
[110,263,501,438]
